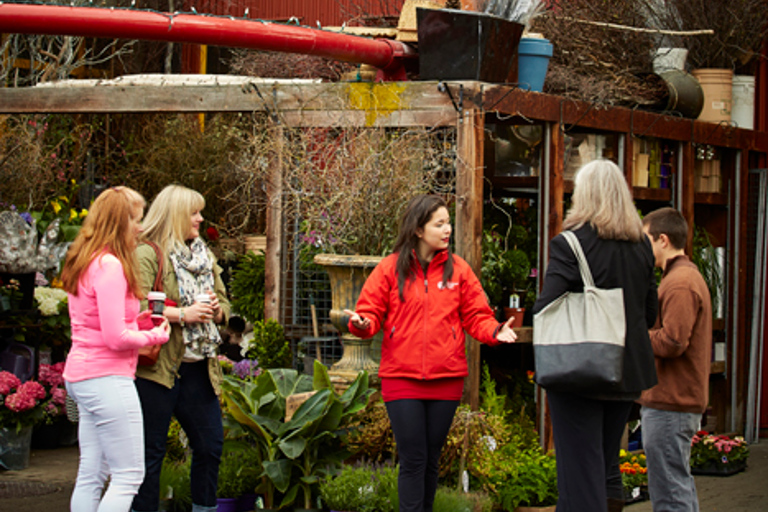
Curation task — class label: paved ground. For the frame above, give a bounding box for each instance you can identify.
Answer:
[2,441,768,510]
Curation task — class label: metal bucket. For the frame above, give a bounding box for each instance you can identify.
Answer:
[656,70,704,119]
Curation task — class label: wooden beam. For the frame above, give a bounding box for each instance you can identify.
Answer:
[264,124,283,321]
[456,108,485,411]
[0,80,481,116]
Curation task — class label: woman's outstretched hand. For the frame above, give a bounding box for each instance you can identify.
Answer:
[496,316,518,343]
[343,309,370,330]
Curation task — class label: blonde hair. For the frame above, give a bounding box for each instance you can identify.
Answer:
[141,185,206,253]
[563,159,644,242]
[61,186,146,297]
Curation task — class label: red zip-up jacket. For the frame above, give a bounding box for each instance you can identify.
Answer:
[348,250,502,380]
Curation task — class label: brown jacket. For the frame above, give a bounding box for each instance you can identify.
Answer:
[639,255,712,413]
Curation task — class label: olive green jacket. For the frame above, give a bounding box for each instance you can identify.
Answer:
[134,242,230,396]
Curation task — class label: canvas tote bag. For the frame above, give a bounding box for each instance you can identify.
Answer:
[533,230,626,391]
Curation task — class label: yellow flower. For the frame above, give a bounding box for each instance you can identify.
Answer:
[79,209,88,219]
[51,277,64,289]
[51,200,62,214]
[58,195,69,203]
[619,449,627,458]
[69,209,77,221]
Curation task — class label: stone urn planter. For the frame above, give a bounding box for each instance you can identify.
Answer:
[314,254,383,385]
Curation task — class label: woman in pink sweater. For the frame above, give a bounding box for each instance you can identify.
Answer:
[61,186,170,512]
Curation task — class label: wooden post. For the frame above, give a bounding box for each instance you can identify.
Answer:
[455,108,485,411]
[264,124,283,321]
[681,142,695,256]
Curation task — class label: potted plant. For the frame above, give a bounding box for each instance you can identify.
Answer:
[481,224,532,326]
[228,250,266,325]
[221,360,375,510]
[217,441,260,512]
[239,318,292,370]
[619,450,648,504]
[690,431,749,476]
[0,371,48,470]
[318,463,399,512]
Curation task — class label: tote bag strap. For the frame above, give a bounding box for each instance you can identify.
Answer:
[562,230,595,288]
[142,240,164,292]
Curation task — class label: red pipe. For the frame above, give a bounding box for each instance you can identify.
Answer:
[0,4,414,76]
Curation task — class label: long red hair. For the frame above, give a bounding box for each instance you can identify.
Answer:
[60,186,146,298]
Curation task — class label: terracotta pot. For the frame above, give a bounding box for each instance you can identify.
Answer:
[503,307,525,328]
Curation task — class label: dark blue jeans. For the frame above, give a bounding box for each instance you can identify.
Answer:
[132,361,223,512]
[385,399,459,512]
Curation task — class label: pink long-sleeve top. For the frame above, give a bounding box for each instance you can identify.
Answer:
[63,252,168,383]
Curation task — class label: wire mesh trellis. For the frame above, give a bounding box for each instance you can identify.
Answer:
[276,125,458,372]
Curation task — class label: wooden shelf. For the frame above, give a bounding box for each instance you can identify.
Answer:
[694,192,728,206]
[711,361,726,375]
[514,327,533,343]
[633,187,672,202]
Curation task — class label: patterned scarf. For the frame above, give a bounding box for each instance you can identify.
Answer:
[169,237,221,358]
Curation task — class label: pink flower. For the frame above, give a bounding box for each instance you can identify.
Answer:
[20,380,46,400]
[51,386,67,406]
[38,363,65,388]
[0,371,21,395]
[5,391,36,412]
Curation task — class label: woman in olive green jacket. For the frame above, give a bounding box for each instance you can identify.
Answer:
[132,185,230,512]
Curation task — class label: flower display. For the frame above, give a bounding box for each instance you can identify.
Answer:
[0,371,47,432]
[34,285,71,350]
[619,449,648,496]
[34,286,68,316]
[690,431,749,468]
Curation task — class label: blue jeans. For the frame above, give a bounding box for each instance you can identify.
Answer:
[547,391,634,512]
[385,399,459,512]
[132,361,223,512]
[641,406,701,512]
[66,376,145,512]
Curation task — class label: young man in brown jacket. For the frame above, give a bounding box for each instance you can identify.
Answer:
[639,207,712,512]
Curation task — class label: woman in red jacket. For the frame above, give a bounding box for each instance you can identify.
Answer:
[345,194,517,512]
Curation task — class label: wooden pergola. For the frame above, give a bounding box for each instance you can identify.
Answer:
[3,78,767,430]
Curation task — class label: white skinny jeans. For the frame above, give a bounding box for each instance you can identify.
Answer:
[66,376,145,512]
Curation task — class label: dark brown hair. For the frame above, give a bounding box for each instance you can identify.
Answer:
[392,195,454,301]
[642,207,688,250]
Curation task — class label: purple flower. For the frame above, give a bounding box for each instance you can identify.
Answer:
[233,359,261,380]
[20,212,33,224]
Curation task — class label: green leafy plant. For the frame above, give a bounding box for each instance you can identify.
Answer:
[241,318,292,370]
[221,361,375,509]
[496,448,558,508]
[217,440,261,499]
[158,457,192,512]
[228,250,266,324]
[691,225,724,318]
[319,462,398,512]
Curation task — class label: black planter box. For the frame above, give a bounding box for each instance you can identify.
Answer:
[417,8,524,83]
[691,459,747,476]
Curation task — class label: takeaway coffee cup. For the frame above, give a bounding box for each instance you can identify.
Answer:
[195,293,211,305]
[147,291,166,318]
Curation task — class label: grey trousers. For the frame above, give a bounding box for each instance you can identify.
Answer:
[641,406,702,512]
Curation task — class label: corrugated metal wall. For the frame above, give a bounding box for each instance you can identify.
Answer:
[185,0,407,27]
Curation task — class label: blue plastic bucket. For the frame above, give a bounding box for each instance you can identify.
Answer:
[517,38,553,92]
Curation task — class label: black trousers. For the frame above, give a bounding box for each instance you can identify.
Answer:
[547,390,634,512]
[385,399,459,512]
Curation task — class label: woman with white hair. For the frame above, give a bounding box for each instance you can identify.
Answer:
[532,159,658,512]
